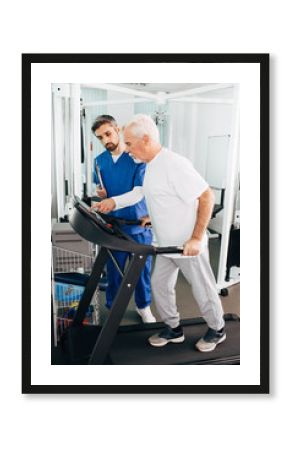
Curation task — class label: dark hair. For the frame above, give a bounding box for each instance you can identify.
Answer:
[91,115,117,134]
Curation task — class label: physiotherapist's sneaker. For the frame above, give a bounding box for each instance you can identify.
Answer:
[136,306,156,323]
[149,326,185,347]
[195,327,226,352]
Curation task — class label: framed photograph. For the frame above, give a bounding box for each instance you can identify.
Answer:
[22,53,269,394]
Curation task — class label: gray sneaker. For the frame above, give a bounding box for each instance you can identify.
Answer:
[195,327,226,352]
[149,326,185,347]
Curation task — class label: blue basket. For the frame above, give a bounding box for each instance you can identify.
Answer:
[55,282,85,303]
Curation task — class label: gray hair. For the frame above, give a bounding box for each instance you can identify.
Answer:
[124,114,160,143]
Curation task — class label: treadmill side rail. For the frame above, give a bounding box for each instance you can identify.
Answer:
[88,253,147,365]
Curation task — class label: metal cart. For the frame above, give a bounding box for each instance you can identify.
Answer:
[51,245,102,346]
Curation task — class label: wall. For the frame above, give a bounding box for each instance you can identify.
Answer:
[168,102,198,159]
[193,103,233,178]
[106,91,135,126]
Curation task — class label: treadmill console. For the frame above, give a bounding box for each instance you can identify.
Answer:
[74,196,115,235]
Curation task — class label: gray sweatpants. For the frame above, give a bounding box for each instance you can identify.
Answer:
[151,250,225,330]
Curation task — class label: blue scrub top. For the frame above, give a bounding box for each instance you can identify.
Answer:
[93,151,148,235]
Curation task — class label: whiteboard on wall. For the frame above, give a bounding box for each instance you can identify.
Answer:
[206,135,230,188]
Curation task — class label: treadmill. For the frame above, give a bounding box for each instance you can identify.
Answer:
[58,197,240,365]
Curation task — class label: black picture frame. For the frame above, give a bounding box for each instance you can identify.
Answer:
[22,53,269,394]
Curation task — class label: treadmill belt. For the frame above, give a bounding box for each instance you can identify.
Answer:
[110,316,239,365]
[62,314,239,365]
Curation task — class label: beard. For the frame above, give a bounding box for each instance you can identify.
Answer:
[106,143,118,152]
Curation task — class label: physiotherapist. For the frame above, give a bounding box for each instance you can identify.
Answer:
[91,115,156,323]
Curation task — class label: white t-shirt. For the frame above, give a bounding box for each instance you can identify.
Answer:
[113,147,209,253]
[143,148,208,249]
[111,153,123,163]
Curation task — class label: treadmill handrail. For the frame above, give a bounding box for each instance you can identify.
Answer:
[155,246,184,254]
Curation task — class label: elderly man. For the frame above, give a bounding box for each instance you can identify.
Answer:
[93,114,225,352]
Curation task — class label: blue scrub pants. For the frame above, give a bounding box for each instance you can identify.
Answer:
[105,229,152,309]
